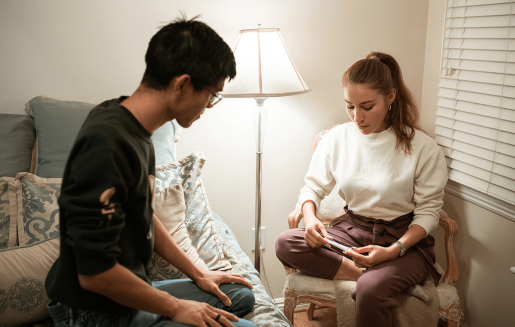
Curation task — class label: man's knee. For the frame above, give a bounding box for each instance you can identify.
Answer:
[221,284,255,317]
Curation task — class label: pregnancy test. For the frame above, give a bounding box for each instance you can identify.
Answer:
[325,238,351,253]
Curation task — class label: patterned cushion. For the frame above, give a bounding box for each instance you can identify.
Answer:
[155,152,232,272]
[0,238,59,326]
[146,184,208,281]
[0,177,17,249]
[211,212,292,327]
[14,173,61,246]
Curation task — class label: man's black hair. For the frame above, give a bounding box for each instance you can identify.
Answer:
[142,14,236,91]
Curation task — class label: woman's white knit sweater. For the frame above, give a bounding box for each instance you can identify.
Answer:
[298,123,448,236]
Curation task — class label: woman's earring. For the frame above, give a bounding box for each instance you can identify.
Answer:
[388,105,392,111]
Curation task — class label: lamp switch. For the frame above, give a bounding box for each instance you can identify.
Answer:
[251,227,266,251]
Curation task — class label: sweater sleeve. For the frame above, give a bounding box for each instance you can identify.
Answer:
[59,135,133,276]
[298,135,337,215]
[410,146,448,236]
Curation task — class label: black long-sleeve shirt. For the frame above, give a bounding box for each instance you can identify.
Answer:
[45,97,156,312]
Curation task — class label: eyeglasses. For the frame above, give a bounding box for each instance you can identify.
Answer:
[207,89,223,106]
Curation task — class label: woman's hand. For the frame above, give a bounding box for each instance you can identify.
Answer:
[304,215,332,248]
[346,245,399,268]
[172,298,238,327]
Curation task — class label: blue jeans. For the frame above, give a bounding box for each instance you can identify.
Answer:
[48,279,257,327]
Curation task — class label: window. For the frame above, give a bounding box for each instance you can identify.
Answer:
[435,0,515,208]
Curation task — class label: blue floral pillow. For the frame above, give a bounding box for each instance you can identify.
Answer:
[155,152,232,272]
[0,177,17,249]
[14,173,61,246]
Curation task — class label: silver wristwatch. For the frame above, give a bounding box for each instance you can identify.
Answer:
[393,240,406,257]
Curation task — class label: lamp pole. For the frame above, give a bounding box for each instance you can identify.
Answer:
[253,98,267,272]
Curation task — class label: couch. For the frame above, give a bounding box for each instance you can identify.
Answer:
[0,96,292,327]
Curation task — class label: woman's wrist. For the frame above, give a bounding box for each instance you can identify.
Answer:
[388,243,402,259]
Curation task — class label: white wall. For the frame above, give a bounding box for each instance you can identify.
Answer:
[0,0,430,304]
[422,1,515,326]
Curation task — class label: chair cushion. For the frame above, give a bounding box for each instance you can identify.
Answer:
[285,271,336,299]
[436,283,459,308]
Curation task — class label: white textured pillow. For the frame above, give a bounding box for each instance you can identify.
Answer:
[0,237,59,326]
[296,186,346,219]
[146,184,208,281]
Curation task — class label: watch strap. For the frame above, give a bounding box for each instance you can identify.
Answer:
[393,240,406,257]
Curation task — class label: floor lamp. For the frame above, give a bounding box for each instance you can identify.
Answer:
[221,25,311,272]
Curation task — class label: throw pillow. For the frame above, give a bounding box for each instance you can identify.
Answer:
[155,152,232,271]
[14,173,61,246]
[25,96,95,178]
[152,120,182,166]
[0,177,17,249]
[147,184,208,281]
[0,238,59,326]
[0,114,36,178]
[25,96,182,177]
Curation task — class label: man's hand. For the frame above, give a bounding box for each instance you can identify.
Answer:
[345,245,398,268]
[172,299,238,327]
[193,270,253,307]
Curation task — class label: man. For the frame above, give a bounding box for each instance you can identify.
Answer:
[45,15,256,327]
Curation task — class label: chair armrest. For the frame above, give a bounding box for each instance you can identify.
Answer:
[438,209,459,286]
[312,126,340,153]
[288,208,304,229]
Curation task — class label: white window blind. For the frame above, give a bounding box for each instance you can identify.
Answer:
[436,0,515,205]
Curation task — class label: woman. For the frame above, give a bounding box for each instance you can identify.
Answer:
[275,52,448,327]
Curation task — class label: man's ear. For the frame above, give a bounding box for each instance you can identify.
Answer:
[169,74,192,95]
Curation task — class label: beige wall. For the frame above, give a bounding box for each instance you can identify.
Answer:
[0,0,430,302]
[423,1,515,326]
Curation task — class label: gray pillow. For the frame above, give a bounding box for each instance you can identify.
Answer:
[25,96,95,178]
[0,114,36,177]
[25,96,179,178]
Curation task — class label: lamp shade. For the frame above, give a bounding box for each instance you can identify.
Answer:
[222,26,311,98]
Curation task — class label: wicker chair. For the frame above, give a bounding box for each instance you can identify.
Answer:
[282,128,463,327]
